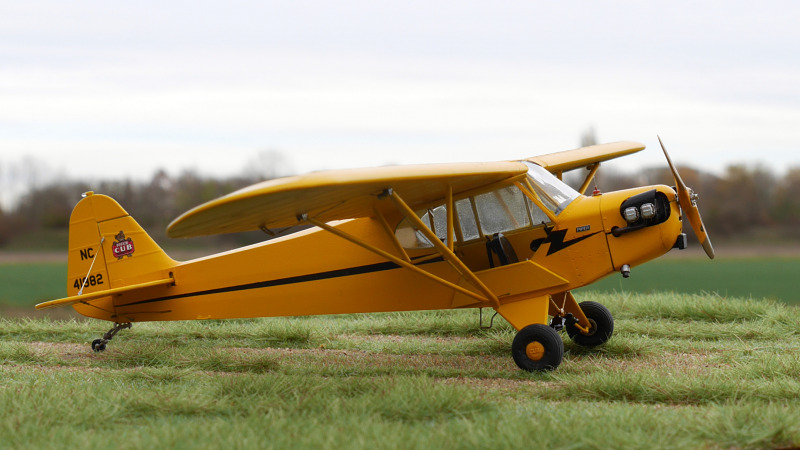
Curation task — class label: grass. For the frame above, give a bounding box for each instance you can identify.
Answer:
[2,292,800,448]
[586,256,800,304]
[0,263,66,306]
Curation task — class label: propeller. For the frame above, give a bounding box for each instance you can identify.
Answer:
[658,136,715,259]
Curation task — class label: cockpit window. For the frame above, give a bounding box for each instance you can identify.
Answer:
[455,199,480,241]
[474,186,531,235]
[524,162,580,215]
[394,166,579,249]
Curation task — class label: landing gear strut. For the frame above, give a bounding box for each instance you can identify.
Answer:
[91,322,132,352]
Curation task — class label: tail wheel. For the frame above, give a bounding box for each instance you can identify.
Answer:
[511,324,564,372]
[565,301,614,347]
[91,339,107,352]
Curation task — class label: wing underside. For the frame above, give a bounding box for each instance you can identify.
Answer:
[167,141,645,239]
[167,162,528,238]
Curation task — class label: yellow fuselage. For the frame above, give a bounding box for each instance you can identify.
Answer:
[72,184,682,328]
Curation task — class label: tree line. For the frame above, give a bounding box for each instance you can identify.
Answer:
[591,163,800,240]
[0,162,797,249]
[0,170,267,249]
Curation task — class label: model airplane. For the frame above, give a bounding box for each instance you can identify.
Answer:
[36,137,713,371]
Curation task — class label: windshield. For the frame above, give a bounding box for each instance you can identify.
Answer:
[523,162,581,215]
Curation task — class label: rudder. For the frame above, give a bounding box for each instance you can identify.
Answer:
[67,192,176,314]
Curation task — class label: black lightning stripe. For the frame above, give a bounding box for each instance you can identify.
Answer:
[117,256,445,308]
[544,229,601,256]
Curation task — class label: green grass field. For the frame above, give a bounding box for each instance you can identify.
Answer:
[585,256,800,304]
[3,257,800,447]
[2,292,800,448]
[0,263,66,307]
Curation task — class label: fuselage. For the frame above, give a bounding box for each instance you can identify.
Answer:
[73,181,683,324]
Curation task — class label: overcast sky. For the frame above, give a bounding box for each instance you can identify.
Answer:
[2,0,799,201]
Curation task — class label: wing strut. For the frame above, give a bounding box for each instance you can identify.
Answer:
[577,163,601,195]
[300,188,502,308]
[514,181,557,223]
[386,189,500,308]
[372,206,411,263]
[303,216,489,304]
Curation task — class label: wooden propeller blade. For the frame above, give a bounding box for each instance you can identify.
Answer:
[658,136,715,259]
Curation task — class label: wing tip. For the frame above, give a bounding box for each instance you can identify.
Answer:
[527,140,646,173]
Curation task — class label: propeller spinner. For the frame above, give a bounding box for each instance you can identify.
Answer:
[658,136,714,259]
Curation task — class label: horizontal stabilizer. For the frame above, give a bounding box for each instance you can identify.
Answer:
[35,277,175,310]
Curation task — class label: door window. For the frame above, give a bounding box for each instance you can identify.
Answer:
[395,184,551,249]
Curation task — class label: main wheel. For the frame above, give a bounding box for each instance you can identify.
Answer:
[565,301,614,347]
[91,339,107,352]
[511,324,564,372]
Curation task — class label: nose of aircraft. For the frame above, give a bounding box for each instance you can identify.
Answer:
[658,136,715,259]
[601,184,682,271]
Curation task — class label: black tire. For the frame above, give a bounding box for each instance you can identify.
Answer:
[91,339,107,352]
[565,301,614,347]
[511,324,564,372]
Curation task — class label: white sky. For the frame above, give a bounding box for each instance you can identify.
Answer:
[2,0,799,204]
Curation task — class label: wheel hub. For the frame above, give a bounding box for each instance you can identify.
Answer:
[582,318,597,336]
[525,341,545,361]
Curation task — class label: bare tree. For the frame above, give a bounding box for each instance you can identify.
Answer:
[580,127,597,147]
[242,149,294,181]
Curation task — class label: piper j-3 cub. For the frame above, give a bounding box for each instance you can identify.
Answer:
[36,137,713,371]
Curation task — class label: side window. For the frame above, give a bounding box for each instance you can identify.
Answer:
[395,215,434,249]
[525,197,552,227]
[474,185,531,235]
[395,205,447,249]
[394,184,552,249]
[456,199,480,241]
[395,202,480,249]
[427,205,448,241]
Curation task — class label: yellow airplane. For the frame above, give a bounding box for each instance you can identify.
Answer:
[36,137,713,371]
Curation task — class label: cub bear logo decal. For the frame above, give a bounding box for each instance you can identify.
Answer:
[112,231,135,259]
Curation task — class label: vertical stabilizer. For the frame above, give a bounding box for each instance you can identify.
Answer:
[66,192,176,317]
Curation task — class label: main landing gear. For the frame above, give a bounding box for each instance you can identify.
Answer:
[91,322,132,352]
[511,300,614,372]
[511,324,563,371]
[564,301,614,347]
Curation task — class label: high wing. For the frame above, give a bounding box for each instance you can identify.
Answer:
[167,162,528,238]
[527,141,645,175]
[167,141,646,239]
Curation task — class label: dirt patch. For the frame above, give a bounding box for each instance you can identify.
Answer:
[26,341,86,354]
[335,333,490,345]
[439,376,549,392]
[6,336,728,387]
[224,345,514,373]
